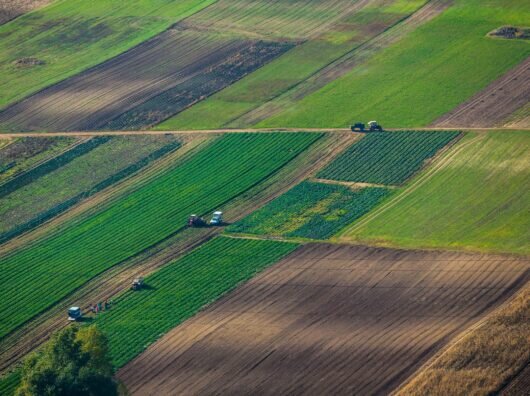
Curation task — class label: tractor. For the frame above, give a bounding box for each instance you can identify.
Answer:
[131,277,144,291]
[67,306,82,321]
[209,211,223,226]
[350,121,383,132]
[188,214,207,227]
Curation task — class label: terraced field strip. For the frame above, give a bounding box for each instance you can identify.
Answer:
[343,131,530,255]
[318,130,460,185]
[224,0,452,128]
[157,0,436,130]
[0,0,216,108]
[258,0,530,128]
[0,133,321,340]
[227,181,390,239]
[433,56,530,128]
[0,135,79,184]
[0,135,182,244]
[0,132,354,378]
[118,243,529,395]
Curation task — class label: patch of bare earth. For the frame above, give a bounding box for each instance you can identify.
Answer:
[432,57,530,128]
[118,243,529,395]
[397,284,530,396]
[0,132,355,376]
[0,0,50,25]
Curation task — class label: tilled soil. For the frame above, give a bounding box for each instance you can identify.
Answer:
[0,0,50,25]
[118,243,529,395]
[432,57,530,128]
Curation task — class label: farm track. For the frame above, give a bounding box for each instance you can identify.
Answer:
[432,57,530,128]
[229,0,453,126]
[118,243,529,395]
[0,126,528,139]
[0,132,354,375]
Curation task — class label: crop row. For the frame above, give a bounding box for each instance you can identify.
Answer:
[227,181,390,239]
[0,133,321,340]
[0,137,111,198]
[93,236,298,368]
[318,131,461,185]
[0,140,181,245]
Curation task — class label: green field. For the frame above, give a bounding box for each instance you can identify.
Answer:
[318,131,460,185]
[156,0,429,130]
[0,0,215,108]
[227,181,390,239]
[93,236,298,367]
[342,131,530,255]
[0,136,181,244]
[0,137,77,184]
[0,133,321,339]
[257,0,530,128]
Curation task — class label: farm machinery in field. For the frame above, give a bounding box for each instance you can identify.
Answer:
[131,277,144,291]
[188,211,224,227]
[351,121,383,132]
[67,306,82,321]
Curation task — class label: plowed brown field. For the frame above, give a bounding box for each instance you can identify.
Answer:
[118,243,529,395]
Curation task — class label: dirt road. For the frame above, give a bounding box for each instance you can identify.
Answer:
[118,243,529,395]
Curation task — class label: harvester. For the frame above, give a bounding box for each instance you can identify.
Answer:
[188,214,207,227]
[188,211,224,227]
[350,121,383,132]
[209,211,223,226]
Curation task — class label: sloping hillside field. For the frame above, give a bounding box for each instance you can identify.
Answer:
[118,243,529,395]
[343,131,530,255]
[0,0,371,131]
[0,133,321,339]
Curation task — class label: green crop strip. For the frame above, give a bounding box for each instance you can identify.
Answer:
[0,141,181,245]
[0,137,111,198]
[93,236,298,368]
[227,181,390,239]
[0,133,321,340]
[318,131,460,185]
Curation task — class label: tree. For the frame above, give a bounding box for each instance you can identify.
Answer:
[16,326,117,396]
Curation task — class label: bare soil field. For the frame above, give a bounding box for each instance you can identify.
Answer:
[0,132,355,375]
[118,243,529,395]
[0,28,291,131]
[433,57,530,128]
[0,0,50,25]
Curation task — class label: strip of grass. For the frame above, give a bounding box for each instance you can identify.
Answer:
[0,138,181,244]
[0,137,77,184]
[155,0,428,130]
[94,236,298,368]
[0,137,111,198]
[344,131,530,255]
[318,131,460,185]
[0,0,215,108]
[227,181,390,239]
[258,0,530,128]
[0,133,321,340]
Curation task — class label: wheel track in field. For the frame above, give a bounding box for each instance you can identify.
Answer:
[0,132,355,376]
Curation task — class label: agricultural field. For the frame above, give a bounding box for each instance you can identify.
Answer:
[343,131,530,255]
[118,243,529,395]
[0,135,181,244]
[156,0,435,130]
[257,0,530,128]
[0,136,78,184]
[227,181,390,239]
[318,131,460,185]
[0,0,436,132]
[94,236,298,368]
[0,133,321,340]
[0,0,215,108]
[0,0,51,25]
